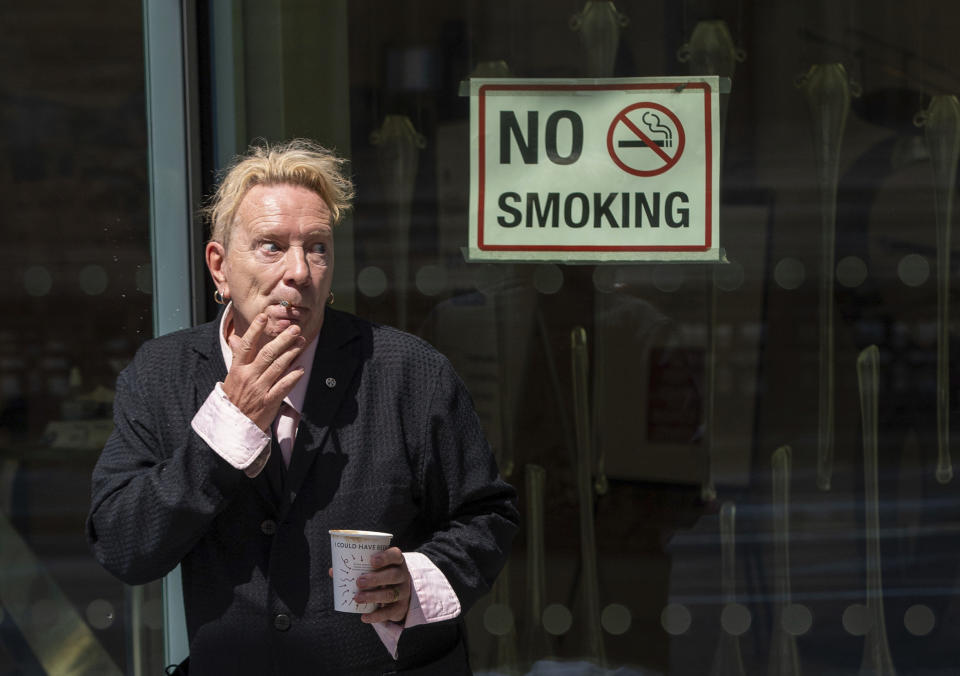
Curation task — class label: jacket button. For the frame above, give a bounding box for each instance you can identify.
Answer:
[273,613,291,631]
[260,519,277,536]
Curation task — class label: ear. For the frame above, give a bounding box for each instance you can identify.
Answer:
[205,241,229,298]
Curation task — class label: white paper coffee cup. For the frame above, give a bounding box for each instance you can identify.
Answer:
[329,529,393,613]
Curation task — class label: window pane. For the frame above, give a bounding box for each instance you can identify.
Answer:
[0,1,161,673]
[200,1,960,673]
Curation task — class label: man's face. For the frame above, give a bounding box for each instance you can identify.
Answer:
[206,183,334,345]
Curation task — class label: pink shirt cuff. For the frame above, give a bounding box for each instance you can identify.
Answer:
[372,552,461,659]
[190,383,271,477]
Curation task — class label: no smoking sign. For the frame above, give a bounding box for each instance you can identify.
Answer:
[469,76,720,262]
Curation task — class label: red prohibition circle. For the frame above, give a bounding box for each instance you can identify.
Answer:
[606,102,685,177]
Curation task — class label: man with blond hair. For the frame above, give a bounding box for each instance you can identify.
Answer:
[87,139,518,675]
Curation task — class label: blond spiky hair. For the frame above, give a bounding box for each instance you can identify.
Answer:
[205,138,355,247]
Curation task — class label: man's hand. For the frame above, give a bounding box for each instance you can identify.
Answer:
[222,313,306,431]
[353,547,412,624]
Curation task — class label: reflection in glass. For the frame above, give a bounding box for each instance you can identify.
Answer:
[720,603,751,637]
[483,602,515,637]
[896,254,930,287]
[0,513,122,674]
[370,114,426,330]
[533,264,564,295]
[652,265,685,293]
[857,345,897,675]
[415,264,447,297]
[217,2,960,672]
[487,567,518,671]
[0,1,156,671]
[78,264,109,296]
[471,60,512,79]
[85,599,115,630]
[842,603,869,637]
[357,265,388,297]
[601,603,631,635]
[135,264,153,295]
[769,446,800,676]
[571,326,605,666]
[677,18,745,140]
[914,95,960,485]
[661,603,692,636]
[796,63,856,492]
[524,464,550,665]
[903,604,935,637]
[710,502,745,676]
[542,603,573,636]
[677,19,746,503]
[836,256,868,288]
[773,258,806,290]
[714,261,745,292]
[569,0,628,78]
[780,604,812,637]
[23,265,53,297]
[677,19,745,82]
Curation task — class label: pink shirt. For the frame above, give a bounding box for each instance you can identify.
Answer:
[189,305,460,658]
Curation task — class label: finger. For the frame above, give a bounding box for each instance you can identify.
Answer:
[360,607,391,624]
[354,586,405,609]
[253,333,307,383]
[353,587,410,612]
[231,314,268,365]
[370,547,405,570]
[360,596,409,624]
[356,567,407,589]
[254,325,302,368]
[241,368,304,433]
[266,368,306,403]
[328,568,333,579]
[258,340,307,387]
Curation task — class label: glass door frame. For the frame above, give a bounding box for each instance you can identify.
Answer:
[142,0,204,666]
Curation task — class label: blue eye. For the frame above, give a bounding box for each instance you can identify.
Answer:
[311,243,327,254]
[260,241,281,253]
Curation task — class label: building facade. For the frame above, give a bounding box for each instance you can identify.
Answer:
[2,1,959,674]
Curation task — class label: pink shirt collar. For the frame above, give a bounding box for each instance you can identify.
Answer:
[218,303,319,415]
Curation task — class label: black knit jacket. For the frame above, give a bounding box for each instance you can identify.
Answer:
[87,307,519,675]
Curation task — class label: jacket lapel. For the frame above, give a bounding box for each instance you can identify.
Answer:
[280,309,359,516]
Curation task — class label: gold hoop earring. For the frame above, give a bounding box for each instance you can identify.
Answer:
[327,291,335,306]
[214,289,226,305]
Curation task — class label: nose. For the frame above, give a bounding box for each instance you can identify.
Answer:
[283,246,310,287]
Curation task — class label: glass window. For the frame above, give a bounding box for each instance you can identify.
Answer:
[0,1,161,673]
[187,1,960,673]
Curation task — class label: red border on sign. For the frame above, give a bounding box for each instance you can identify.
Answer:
[477,82,713,253]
